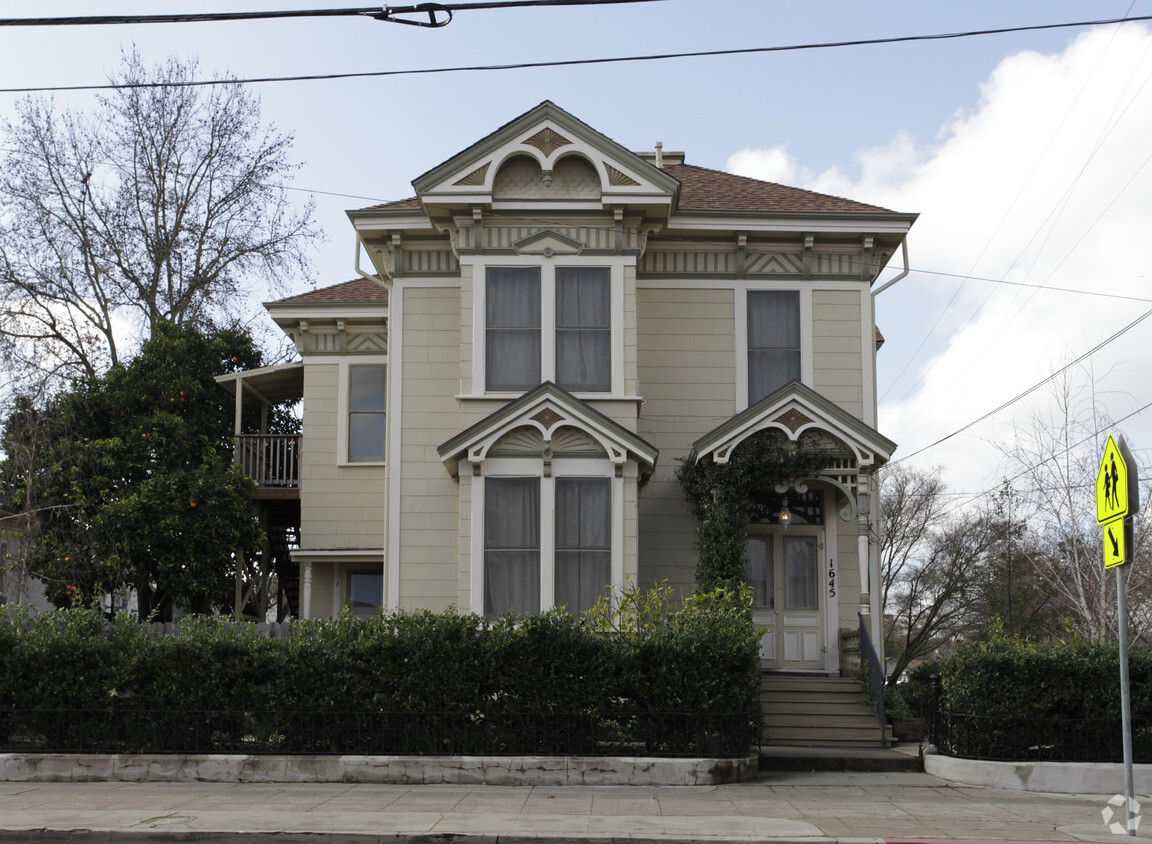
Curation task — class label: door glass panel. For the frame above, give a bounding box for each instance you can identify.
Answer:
[743,537,774,609]
[784,536,818,610]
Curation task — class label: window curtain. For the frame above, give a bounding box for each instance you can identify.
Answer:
[484,477,541,618]
[784,536,818,610]
[555,267,610,392]
[748,290,800,403]
[554,478,611,613]
[742,537,774,609]
[486,268,541,391]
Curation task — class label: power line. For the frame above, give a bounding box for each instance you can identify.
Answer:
[901,269,1152,303]
[888,305,1152,466]
[0,1,660,29]
[2,14,1151,93]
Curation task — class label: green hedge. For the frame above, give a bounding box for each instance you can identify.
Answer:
[935,631,1152,761]
[0,588,761,756]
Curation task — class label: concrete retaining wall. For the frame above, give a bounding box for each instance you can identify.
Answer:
[0,753,757,786]
[925,752,1152,794]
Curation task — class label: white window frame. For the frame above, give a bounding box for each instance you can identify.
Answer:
[469,456,625,616]
[468,255,626,398]
[335,360,389,466]
[735,284,813,410]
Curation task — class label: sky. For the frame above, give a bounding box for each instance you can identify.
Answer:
[2,0,1151,506]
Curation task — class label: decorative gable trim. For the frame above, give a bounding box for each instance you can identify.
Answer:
[522,127,572,156]
[438,382,658,480]
[513,228,584,256]
[689,381,896,469]
[454,163,490,186]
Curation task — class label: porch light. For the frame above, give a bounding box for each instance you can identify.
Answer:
[778,498,793,529]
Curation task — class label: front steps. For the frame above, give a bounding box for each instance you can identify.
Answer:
[761,674,891,748]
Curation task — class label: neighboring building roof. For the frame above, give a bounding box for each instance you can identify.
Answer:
[663,163,892,214]
[271,278,389,305]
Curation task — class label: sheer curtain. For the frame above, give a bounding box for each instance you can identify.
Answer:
[748,290,800,403]
[484,477,541,618]
[487,268,541,391]
[742,537,774,609]
[555,267,610,392]
[554,478,610,613]
[784,536,818,610]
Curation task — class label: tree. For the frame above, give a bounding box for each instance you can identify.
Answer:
[0,49,317,399]
[0,322,292,621]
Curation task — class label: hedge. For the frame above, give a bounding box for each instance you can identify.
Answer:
[0,586,761,757]
[935,630,1152,761]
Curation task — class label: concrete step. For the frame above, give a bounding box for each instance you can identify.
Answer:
[760,745,922,772]
[760,673,888,749]
[760,700,871,716]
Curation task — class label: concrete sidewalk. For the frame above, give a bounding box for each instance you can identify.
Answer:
[2,770,1151,843]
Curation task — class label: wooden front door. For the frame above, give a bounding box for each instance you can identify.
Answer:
[746,529,824,670]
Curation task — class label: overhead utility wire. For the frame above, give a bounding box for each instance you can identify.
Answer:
[888,305,1152,467]
[2,14,1151,93]
[0,1,658,29]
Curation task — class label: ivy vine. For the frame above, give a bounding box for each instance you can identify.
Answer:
[675,430,830,591]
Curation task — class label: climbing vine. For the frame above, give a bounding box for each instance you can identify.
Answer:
[675,430,829,591]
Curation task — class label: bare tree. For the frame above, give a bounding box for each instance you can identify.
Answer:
[878,463,946,620]
[0,49,318,396]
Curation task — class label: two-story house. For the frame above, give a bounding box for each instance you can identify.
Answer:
[219,102,915,692]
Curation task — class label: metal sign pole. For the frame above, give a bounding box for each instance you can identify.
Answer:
[1117,541,1135,836]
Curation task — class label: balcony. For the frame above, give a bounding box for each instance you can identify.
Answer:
[235,435,301,499]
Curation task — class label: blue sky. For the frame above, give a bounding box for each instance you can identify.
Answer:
[3,0,1151,498]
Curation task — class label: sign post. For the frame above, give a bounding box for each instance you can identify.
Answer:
[1097,433,1140,836]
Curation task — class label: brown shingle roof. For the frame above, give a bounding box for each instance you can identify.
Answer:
[359,196,421,211]
[272,278,389,305]
[665,163,893,214]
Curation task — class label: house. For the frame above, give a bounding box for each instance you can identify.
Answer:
[218,102,916,688]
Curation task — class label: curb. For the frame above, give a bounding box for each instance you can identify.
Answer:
[0,834,888,844]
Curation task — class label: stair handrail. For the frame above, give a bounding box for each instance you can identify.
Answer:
[858,612,888,747]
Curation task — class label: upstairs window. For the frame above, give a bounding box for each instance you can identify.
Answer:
[748,291,800,404]
[348,365,387,461]
[486,268,541,391]
[484,265,613,394]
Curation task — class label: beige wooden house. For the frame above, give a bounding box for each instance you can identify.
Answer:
[220,102,916,683]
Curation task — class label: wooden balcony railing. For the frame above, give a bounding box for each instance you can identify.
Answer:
[235,435,301,492]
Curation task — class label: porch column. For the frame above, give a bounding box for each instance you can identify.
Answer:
[300,562,313,620]
[857,486,871,614]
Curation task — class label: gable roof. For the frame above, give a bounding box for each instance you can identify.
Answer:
[437,382,658,480]
[664,163,892,214]
[270,278,389,305]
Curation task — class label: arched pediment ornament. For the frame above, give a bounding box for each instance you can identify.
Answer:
[522,127,572,156]
[775,408,814,434]
[454,163,490,186]
[531,407,565,428]
[605,163,640,186]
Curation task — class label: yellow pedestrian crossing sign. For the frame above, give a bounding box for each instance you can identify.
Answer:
[1097,434,1136,525]
[1104,519,1129,569]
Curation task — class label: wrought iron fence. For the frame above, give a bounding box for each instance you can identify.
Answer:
[858,613,888,747]
[0,708,754,758]
[930,709,1152,763]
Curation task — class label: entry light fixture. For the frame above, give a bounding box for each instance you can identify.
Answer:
[778,498,793,529]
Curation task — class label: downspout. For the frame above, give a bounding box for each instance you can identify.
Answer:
[869,239,909,298]
[355,234,395,612]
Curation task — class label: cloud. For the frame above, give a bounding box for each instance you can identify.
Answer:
[729,23,1152,497]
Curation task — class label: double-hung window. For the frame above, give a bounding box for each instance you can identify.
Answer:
[348,364,387,461]
[484,265,612,394]
[483,475,611,619]
[748,291,800,404]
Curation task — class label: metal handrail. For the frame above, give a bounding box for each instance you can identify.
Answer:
[858,612,887,747]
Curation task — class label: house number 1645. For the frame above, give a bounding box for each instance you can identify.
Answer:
[828,560,836,598]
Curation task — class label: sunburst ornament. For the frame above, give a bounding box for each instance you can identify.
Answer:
[523,127,571,157]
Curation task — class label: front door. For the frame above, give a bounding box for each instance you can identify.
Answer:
[745,529,824,670]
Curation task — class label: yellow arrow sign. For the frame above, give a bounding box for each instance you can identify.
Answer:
[1104,518,1127,569]
[1097,434,1132,525]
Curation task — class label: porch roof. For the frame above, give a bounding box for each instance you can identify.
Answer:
[214,362,304,405]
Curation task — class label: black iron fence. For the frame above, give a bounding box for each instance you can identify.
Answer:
[0,708,754,758]
[929,707,1152,763]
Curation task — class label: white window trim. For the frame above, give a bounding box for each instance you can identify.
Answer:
[735,284,812,411]
[336,359,389,467]
[469,456,624,616]
[466,255,626,398]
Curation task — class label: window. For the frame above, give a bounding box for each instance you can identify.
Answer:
[348,570,383,617]
[483,475,612,619]
[748,291,800,404]
[484,265,612,394]
[484,477,541,618]
[348,365,387,461]
[555,268,610,392]
[554,478,611,612]
[486,268,541,391]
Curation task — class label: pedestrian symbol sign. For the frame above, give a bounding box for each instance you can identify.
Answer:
[1105,519,1129,569]
[1097,434,1134,525]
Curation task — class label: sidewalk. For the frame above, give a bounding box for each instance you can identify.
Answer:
[2,769,1150,843]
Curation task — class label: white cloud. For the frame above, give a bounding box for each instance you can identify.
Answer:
[730,24,1152,497]
[727,145,810,186]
